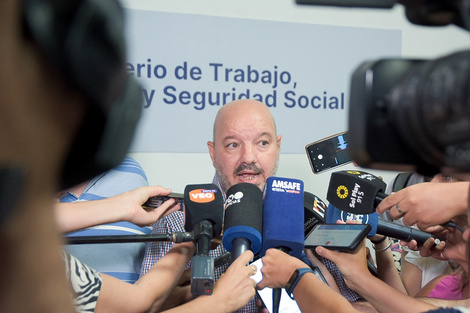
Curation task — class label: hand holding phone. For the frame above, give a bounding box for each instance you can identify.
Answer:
[305,223,371,251]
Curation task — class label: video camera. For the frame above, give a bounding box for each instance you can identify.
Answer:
[297,0,470,175]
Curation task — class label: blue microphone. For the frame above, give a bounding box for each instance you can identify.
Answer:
[262,176,304,313]
[261,176,305,257]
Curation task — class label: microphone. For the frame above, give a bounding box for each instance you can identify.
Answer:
[184,184,224,296]
[222,183,263,261]
[325,170,440,245]
[66,232,193,244]
[327,170,461,232]
[261,177,305,257]
[303,191,327,238]
[325,204,440,246]
[262,176,304,313]
[326,170,387,215]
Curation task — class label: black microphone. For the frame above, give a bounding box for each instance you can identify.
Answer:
[326,170,440,246]
[262,177,305,313]
[184,184,224,296]
[327,170,460,232]
[222,183,263,261]
[327,170,387,215]
[66,232,193,244]
[377,218,441,245]
[303,191,327,238]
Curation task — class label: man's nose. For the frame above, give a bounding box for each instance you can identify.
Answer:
[241,144,257,164]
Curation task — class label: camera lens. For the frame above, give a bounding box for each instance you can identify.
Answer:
[391,50,470,169]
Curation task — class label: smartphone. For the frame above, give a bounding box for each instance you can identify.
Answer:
[250,259,328,313]
[304,223,371,251]
[305,131,352,174]
[142,192,184,209]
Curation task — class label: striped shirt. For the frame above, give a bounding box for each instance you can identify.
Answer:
[63,156,150,284]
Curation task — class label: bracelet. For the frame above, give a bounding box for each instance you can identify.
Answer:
[373,240,392,252]
[370,236,387,244]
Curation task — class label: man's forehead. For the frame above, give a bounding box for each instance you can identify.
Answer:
[215,111,275,136]
[219,131,275,143]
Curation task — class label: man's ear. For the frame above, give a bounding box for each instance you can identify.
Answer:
[276,135,282,151]
[207,141,216,167]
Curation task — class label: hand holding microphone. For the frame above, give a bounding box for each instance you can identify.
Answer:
[375,181,470,230]
[212,250,258,313]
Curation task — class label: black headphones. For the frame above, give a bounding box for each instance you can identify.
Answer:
[22,0,143,188]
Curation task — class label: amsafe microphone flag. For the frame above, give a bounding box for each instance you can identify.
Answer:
[326,204,439,246]
[184,183,224,296]
[327,170,387,215]
[261,176,305,258]
[222,183,263,260]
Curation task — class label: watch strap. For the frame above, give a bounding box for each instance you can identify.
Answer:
[285,267,314,299]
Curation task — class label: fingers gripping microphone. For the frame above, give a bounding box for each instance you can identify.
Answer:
[327,170,387,215]
[262,177,304,313]
[184,184,224,296]
[222,183,263,261]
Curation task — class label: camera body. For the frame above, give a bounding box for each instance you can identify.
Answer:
[299,0,470,175]
[349,51,470,175]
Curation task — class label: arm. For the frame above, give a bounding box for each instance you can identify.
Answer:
[95,242,196,313]
[376,182,469,229]
[419,297,470,308]
[162,250,257,313]
[340,220,406,293]
[400,250,424,296]
[304,248,341,293]
[372,237,407,294]
[258,249,358,313]
[415,275,447,298]
[315,241,438,313]
[55,186,180,233]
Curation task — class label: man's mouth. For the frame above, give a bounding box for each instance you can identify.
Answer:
[238,172,260,180]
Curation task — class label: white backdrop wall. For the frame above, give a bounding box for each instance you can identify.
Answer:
[121,0,470,201]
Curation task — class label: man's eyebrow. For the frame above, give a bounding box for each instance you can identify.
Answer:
[221,135,237,142]
[221,132,274,142]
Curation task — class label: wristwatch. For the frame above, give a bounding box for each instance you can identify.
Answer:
[285,267,314,299]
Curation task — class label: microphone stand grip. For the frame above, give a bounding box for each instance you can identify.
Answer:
[231,237,251,260]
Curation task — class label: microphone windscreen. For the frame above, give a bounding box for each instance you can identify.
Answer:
[222,183,263,254]
[325,203,378,236]
[327,170,386,215]
[262,176,304,258]
[184,184,224,236]
[304,191,327,239]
